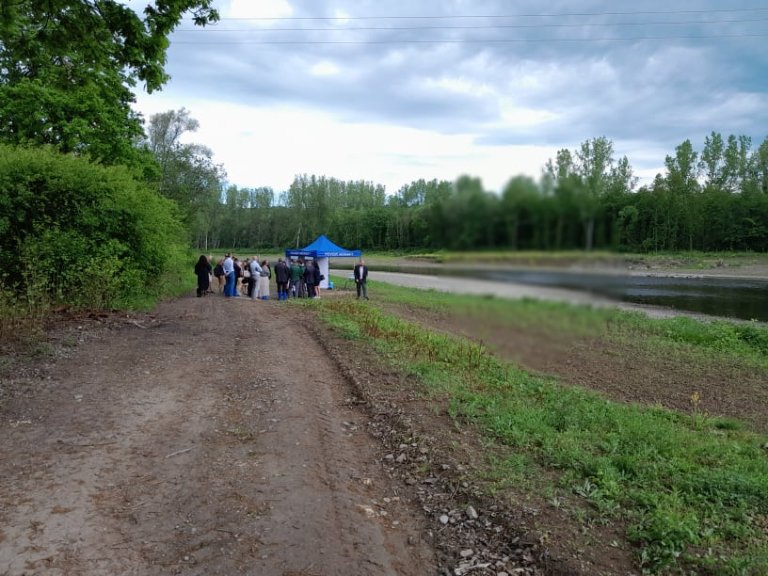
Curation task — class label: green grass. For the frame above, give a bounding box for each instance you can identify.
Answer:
[356,278,768,369]
[312,290,768,575]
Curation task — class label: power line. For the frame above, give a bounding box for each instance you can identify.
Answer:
[213,8,768,21]
[171,33,768,45]
[176,16,768,32]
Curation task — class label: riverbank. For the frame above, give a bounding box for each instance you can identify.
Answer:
[332,265,768,322]
[334,252,768,323]
[356,252,768,281]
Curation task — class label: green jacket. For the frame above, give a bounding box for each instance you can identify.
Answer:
[289,263,303,282]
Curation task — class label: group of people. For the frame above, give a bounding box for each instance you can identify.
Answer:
[214,253,275,299]
[194,254,369,300]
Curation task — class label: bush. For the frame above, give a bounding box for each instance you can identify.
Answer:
[0,144,186,310]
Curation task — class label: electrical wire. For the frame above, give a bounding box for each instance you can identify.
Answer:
[172,7,768,45]
[174,7,768,45]
[170,32,768,45]
[174,16,768,33]
[213,8,768,21]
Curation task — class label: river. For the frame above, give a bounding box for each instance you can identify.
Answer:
[365,265,768,322]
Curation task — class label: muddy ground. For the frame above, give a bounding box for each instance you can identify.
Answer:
[1,273,766,575]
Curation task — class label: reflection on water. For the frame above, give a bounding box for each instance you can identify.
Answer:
[380,265,768,322]
[482,270,768,322]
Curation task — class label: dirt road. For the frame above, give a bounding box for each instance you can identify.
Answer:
[0,296,438,575]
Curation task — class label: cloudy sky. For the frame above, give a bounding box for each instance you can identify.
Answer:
[132,0,768,195]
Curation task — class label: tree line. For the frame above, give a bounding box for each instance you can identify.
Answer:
[197,133,768,254]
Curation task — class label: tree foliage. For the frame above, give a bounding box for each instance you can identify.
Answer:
[192,133,768,255]
[0,0,218,164]
[144,108,225,238]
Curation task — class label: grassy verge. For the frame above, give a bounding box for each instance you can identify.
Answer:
[362,279,768,370]
[314,284,768,574]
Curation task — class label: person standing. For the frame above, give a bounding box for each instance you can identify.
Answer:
[289,259,303,298]
[274,258,290,301]
[258,259,271,300]
[312,259,322,298]
[207,254,215,294]
[304,259,317,299]
[194,254,212,297]
[354,259,369,300]
[233,257,243,296]
[249,257,263,300]
[213,258,225,293]
[222,253,235,297]
[242,258,253,297]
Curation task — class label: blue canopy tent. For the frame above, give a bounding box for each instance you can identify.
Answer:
[285,235,361,289]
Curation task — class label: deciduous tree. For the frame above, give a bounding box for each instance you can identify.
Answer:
[0,1,218,164]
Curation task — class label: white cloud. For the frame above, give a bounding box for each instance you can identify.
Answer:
[135,92,556,194]
[310,60,341,77]
[333,8,351,24]
[224,0,294,21]
[428,76,495,98]
[498,102,558,127]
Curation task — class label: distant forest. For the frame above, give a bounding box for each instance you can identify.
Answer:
[201,133,768,254]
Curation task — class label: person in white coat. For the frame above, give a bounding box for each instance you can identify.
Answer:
[257,260,271,300]
[249,258,262,300]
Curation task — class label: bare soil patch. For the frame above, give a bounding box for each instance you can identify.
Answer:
[0,296,438,576]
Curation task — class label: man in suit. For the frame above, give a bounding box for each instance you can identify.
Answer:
[353,259,369,300]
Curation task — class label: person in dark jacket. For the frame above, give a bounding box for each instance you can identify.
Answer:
[194,254,212,297]
[274,258,291,301]
[313,260,322,298]
[213,258,225,294]
[353,259,369,300]
[304,260,318,299]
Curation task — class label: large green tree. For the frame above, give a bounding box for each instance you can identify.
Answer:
[663,139,700,250]
[546,138,635,250]
[0,0,218,164]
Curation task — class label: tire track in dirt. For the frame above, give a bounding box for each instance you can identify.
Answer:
[0,295,436,575]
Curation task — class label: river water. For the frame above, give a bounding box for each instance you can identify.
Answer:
[482,270,768,322]
[375,266,768,322]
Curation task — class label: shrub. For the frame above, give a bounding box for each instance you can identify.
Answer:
[0,144,185,310]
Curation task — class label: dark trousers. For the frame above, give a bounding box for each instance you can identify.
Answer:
[356,280,368,299]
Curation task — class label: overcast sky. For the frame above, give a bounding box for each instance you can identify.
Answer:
[132,0,768,195]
